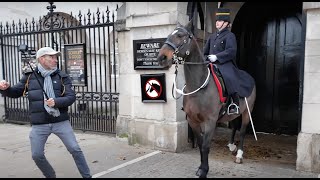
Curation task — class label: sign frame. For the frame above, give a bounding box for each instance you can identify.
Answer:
[140,73,167,103]
[64,43,87,86]
[133,38,167,70]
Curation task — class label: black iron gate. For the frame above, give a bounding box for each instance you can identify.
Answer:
[0,2,119,134]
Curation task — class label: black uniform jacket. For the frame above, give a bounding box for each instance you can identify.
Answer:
[203,28,255,97]
[0,68,75,125]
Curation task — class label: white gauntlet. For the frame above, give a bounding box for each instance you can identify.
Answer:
[207,54,217,62]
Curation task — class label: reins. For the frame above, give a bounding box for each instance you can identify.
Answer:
[165,27,210,99]
[172,62,210,99]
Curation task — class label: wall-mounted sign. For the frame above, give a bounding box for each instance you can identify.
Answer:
[140,73,167,103]
[133,38,167,70]
[64,43,87,86]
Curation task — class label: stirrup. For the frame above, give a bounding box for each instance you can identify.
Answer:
[227,102,239,115]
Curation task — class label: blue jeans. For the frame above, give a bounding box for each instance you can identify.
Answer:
[29,120,91,178]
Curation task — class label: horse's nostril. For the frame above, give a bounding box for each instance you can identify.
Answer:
[159,55,166,61]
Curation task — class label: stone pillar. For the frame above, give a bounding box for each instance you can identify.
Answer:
[297,2,320,173]
[115,2,190,152]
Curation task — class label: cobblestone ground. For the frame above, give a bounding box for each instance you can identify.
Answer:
[0,123,318,178]
[98,127,316,178]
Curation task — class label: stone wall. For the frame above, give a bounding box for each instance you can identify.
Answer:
[115,2,190,152]
[296,2,320,173]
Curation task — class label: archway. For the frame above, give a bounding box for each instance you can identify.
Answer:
[232,2,304,135]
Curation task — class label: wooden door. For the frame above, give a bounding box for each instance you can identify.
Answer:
[233,2,303,135]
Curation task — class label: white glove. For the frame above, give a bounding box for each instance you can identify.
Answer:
[207,54,217,62]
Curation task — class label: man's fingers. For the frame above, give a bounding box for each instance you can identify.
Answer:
[0,80,9,90]
[45,98,55,107]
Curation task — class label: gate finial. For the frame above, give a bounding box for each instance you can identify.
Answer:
[47,2,56,14]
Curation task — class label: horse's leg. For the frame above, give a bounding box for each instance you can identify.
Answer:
[189,126,204,177]
[195,121,216,178]
[227,119,240,155]
[234,112,250,164]
[188,124,197,148]
[194,131,203,176]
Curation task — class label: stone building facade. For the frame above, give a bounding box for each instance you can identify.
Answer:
[115,2,320,173]
[0,1,319,173]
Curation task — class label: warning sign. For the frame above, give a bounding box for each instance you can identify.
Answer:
[145,78,162,99]
[141,73,167,102]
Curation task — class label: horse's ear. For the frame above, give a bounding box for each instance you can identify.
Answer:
[185,20,194,33]
[177,21,183,27]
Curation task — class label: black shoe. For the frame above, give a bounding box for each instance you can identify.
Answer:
[229,93,240,114]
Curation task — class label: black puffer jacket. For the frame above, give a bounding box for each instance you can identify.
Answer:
[0,68,75,125]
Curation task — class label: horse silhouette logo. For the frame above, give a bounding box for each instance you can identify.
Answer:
[145,79,162,99]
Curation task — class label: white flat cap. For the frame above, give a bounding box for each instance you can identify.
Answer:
[36,47,61,59]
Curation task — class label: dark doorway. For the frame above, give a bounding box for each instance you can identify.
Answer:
[232,2,303,135]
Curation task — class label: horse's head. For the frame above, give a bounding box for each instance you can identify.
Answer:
[157,21,194,68]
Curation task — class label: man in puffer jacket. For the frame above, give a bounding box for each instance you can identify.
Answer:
[0,47,91,178]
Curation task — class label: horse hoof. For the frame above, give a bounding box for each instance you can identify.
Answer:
[196,169,200,176]
[234,157,243,164]
[196,169,207,178]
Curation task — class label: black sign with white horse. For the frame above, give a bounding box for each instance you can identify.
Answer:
[140,73,167,102]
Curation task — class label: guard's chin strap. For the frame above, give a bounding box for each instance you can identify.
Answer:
[217,21,229,31]
[217,21,225,30]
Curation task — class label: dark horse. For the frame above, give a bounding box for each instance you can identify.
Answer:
[156,21,256,178]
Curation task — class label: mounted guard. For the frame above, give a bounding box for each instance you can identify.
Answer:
[203,8,255,115]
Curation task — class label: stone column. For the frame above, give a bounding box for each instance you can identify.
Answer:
[297,2,320,173]
[115,2,190,152]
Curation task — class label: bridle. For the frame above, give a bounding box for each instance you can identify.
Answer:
[163,26,210,99]
[164,27,207,65]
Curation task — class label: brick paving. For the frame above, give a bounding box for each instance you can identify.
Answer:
[0,122,317,178]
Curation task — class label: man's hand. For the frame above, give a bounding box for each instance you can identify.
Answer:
[45,98,55,107]
[207,55,217,62]
[0,80,10,90]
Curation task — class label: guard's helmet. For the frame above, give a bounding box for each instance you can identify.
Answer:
[216,8,231,23]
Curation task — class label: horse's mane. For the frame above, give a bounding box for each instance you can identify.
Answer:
[176,21,210,93]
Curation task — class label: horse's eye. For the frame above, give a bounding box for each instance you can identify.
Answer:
[177,32,184,38]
